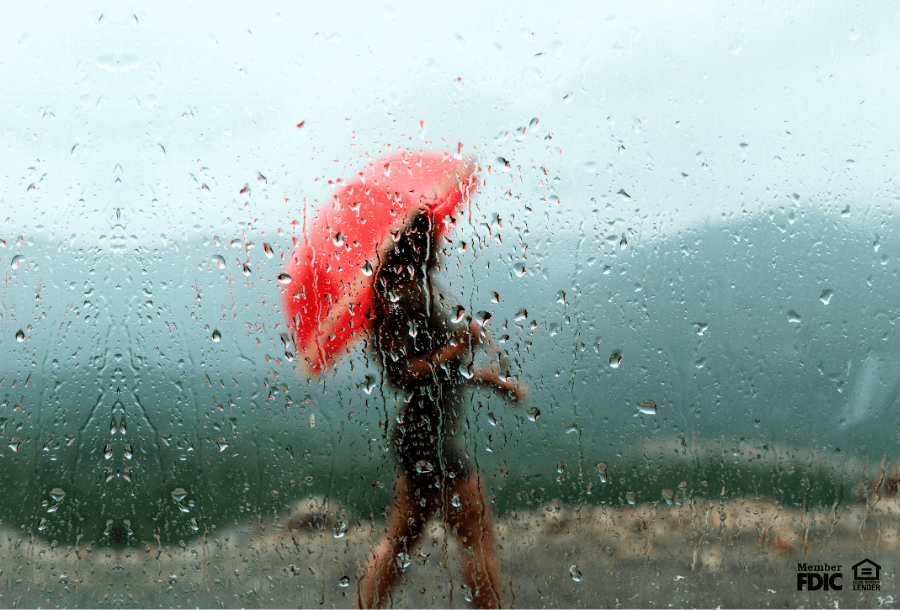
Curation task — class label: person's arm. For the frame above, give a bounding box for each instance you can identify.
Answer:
[471,363,528,404]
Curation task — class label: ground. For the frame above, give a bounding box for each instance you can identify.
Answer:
[1,495,897,608]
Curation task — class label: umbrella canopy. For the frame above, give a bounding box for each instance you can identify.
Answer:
[282,149,479,375]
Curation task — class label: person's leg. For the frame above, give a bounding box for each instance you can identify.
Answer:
[358,475,432,609]
[444,473,504,609]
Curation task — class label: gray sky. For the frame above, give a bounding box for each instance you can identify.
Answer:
[1,0,898,248]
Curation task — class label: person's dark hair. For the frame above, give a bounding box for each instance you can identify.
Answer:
[376,212,437,291]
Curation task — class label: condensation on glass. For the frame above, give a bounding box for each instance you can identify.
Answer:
[1,2,898,607]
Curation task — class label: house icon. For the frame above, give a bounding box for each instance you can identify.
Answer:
[852,559,881,581]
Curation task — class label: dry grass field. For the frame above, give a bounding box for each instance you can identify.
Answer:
[0,491,897,608]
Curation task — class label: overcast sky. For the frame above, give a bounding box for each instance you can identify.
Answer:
[2,0,898,249]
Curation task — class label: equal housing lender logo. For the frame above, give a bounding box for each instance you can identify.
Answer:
[796,559,882,592]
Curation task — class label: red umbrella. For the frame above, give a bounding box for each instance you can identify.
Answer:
[282,149,479,375]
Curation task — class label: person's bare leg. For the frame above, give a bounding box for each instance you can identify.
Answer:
[444,473,503,609]
[358,475,431,609]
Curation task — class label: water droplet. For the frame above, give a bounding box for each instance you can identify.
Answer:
[124,444,133,459]
[333,232,344,247]
[363,374,377,394]
[15,330,25,342]
[619,237,628,250]
[787,310,802,324]
[263,243,273,258]
[170,488,187,502]
[694,322,708,336]
[277,273,291,284]
[462,584,474,602]
[362,261,373,276]
[10,254,24,269]
[569,565,583,582]
[338,576,350,588]
[452,305,466,323]
[450,493,461,508]
[211,329,221,342]
[661,489,674,505]
[609,352,622,368]
[242,263,252,276]
[820,289,833,305]
[396,553,411,569]
[50,488,66,502]
[513,262,526,277]
[8,439,21,452]
[526,408,540,422]
[637,400,657,415]
[104,443,113,459]
[625,491,636,505]
[38,518,48,531]
[333,521,347,538]
[212,255,226,269]
[215,438,228,452]
[596,463,608,483]
[414,460,433,474]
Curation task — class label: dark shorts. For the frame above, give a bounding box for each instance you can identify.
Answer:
[390,380,473,483]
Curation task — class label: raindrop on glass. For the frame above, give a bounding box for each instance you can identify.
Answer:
[609,352,622,368]
[212,329,221,342]
[452,305,466,323]
[569,565,583,582]
[333,521,347,538]
[212,255,226,269]
[462,584,474,602]
[637,400,657,415]
[15,330,25,342]
[277,273,292,284]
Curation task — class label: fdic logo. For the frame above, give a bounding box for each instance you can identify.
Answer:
[796,559,882,592]
[796,563,842,591]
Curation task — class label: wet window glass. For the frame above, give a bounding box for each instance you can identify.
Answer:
[3,2,898,608]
